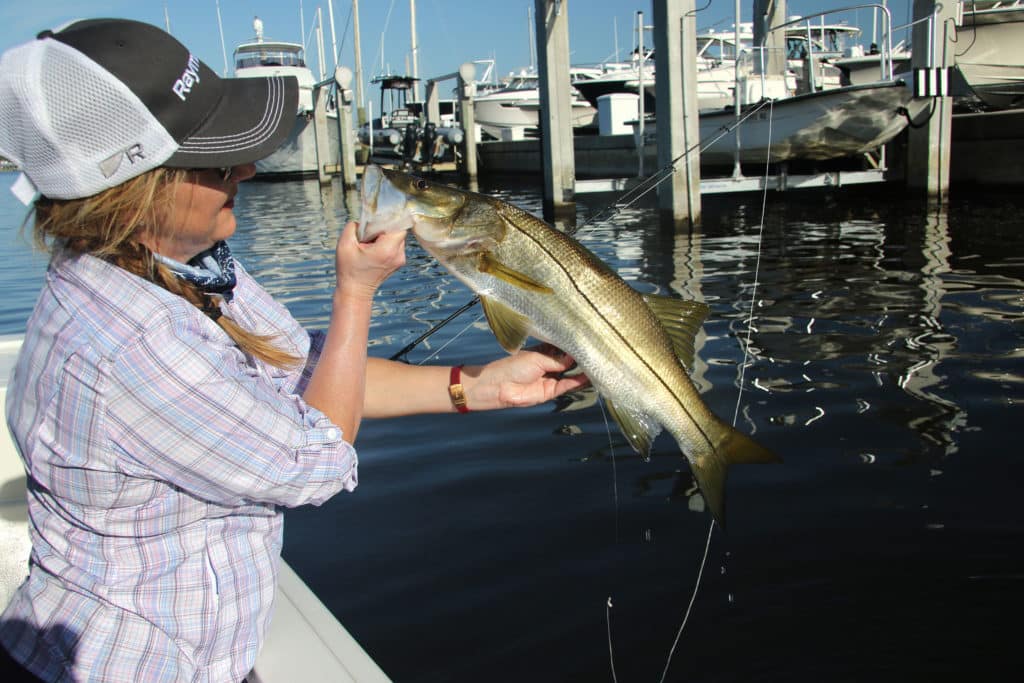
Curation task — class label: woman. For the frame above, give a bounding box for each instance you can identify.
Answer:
[0,19,585,682]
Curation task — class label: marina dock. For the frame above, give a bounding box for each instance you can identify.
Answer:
[346,0,1024,214]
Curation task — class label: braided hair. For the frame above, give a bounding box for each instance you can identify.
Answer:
[31,168,301,369]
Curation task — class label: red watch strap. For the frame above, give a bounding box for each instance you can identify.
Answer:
[448,365,470,413]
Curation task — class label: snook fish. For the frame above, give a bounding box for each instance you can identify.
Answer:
[358,164,779,525]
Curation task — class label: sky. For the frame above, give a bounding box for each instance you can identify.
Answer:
[0,0,914,108]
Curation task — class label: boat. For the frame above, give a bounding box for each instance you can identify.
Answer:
[694,78,925,166]
[832,0,1024,109]
[955,0,1024,109]
[572,19,862,115]
[477,15,930,179]
[472,66,602,141]
[644,7,928,168]
[0,333,390,681]
[358,74,464,167]
[478,78,928,176]
[829,43,913,86]
[232,17,342,179]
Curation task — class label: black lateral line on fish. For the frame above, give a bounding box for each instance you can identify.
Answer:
[509,220,718,455]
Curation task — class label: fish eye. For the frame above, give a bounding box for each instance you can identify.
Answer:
[415,179,429,191]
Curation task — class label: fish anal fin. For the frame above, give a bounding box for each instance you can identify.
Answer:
[478,253,554,294]
[641,294,711,370]
[480,295,533,352]
[605,399,662,460]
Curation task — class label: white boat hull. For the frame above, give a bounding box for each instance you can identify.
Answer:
[475,96,596,139]
[957,1,1024,109]
[695,80,922,165]
[256,113,342,178]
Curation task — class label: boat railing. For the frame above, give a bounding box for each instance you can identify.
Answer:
[770,4,898,83]
[960,0,1024,13]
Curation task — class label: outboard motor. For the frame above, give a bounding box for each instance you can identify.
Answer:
[401,123,420,166]
[421,122,438,164]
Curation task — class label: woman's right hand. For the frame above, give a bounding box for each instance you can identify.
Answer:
[335,220,407,300]
[305,221,407,442]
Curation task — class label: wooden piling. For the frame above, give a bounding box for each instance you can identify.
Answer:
[312,84,333,186]
[533,0,576,220]
[457,62,478,181]
[906,0,956,200]
[335,67,358,190]
[653,0,701,228]
[754,0,788,75]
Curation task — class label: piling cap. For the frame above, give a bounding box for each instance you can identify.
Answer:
[0,18,299,202]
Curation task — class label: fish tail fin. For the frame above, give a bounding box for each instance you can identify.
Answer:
[686,422,781,529]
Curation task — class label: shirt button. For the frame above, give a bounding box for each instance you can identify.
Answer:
[325,428,340,440]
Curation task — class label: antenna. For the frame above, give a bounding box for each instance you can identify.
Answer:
[215,0,228,76]
[528,6,537,72]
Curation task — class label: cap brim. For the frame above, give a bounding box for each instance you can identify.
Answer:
[164,75,299,168]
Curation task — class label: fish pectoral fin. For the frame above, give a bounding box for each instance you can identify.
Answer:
[641,295,711,370]
[480,296,533,352]
[478,253,554,294]
[605,399,662,459]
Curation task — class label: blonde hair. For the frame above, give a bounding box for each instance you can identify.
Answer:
[33,168,301,369]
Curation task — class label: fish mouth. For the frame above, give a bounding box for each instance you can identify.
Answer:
[358,165,413,242]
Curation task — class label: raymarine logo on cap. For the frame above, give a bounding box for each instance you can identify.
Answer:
[172,54,202,101]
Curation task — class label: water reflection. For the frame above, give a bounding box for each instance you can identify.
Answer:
[228,179,1023,515]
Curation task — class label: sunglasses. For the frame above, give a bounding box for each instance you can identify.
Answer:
[187,167,235,182]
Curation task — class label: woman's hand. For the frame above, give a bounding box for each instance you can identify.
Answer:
[304,221,406,443]
[461,344,591,411]
[335,220,407,300]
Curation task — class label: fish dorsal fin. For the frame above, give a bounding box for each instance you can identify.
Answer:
[605,398,663,459]
[480,295,533,352]
[477,253,554,294]
[641,295,710,370]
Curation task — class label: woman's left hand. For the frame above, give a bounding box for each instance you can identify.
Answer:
[462,344,590,411]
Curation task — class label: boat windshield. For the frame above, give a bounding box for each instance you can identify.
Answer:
[697,36,740,61]
[504,75,539,91]
[235,49,306,70]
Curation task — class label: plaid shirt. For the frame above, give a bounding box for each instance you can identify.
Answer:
[2,251,357,681]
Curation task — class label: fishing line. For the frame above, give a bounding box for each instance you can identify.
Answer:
[598,396,622,681]
[606,98,779,683]
[574,98,776,234]
[597,397,620,517]
[606,595,620,683]
[409,308,486,366]
[733,97,774,427]
[659,98,775,683]
[390,296,480,361]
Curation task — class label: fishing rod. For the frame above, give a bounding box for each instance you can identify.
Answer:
[389,295,479,361]
[387,98,777,362]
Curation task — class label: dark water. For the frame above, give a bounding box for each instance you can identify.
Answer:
[2,172,1023,681]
